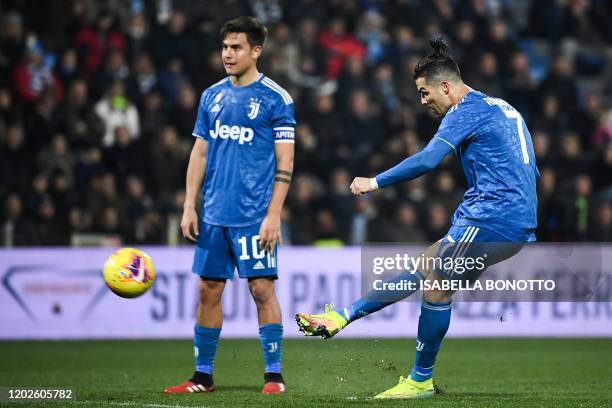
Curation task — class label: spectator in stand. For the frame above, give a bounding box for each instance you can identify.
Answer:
[37,133,75,186]
[451,20,481,75]
[0,12,25,87]
[319,16,366,79]
[0,87,18,128]
[556,132,592,181]
[127,52,158,108]
[159,57,190,104]
[55,48,79,87]
[86,172,121,222]
[592,107,612,148]
[539,54,579,121]
[57,79,104,149]
[103,126,146,182]
[533,95,568,137]
[149,126,186,198]
[591,143,612,192]
[591,202,611,241]
[171,83,198,137]
[1,124,31,196]
[484,19,518,79]
[125,11,151,57]
[152,10,194,73]
[505,51,537,122]
[385,202,426,243]
[35,196,69,246]
[344,89,384,170]
[357,10,389,66]
[537,167,561,241]
[139,89,169,140]
[74,9,126,75]
[12,40,63,105]
[465,52,504,98]
[430,171,463,214]
[94,80,140,146]
[327,167,355,242]
[1,193,36,246]
[90,49,130,101]
[561,174,594,241]
[24,90,59,148]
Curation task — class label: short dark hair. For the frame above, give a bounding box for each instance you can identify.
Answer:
[219,16,267,48]
[413,37,461,82]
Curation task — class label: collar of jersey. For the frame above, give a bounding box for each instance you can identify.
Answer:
[445,88,475,117]
[228,73,264,89]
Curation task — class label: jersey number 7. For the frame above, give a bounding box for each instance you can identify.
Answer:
[503,110,530,164]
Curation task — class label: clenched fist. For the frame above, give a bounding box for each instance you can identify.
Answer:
[350,177,378,195]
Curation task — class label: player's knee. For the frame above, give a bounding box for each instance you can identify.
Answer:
[248,279,275,305]
[198,279,224,305]
[423,288,452,303]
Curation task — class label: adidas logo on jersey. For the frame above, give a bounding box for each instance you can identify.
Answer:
[209,120,254,144]
[253,261,265,270]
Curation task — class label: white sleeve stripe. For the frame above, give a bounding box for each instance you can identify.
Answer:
[262,79,291,104]
[192,132,205,138]
[434,136,456,151]
[262,78,293,105]
[273,127,295,131]
[262,77,291,101]
[274,139,294,143]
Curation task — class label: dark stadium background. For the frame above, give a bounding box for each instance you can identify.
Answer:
[0,0,610,247]
[0,1,611,407]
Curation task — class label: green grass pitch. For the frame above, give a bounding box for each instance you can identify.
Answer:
[1,338,611,407]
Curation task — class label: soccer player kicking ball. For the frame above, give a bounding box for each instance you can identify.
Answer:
[165,16,295,395]
[296,37,538,399]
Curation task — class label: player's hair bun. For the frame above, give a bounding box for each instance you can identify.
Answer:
[430,37,451,58]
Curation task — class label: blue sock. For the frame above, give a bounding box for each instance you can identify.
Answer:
[338,270,424,323]
[410,300,452,382]
[194,324,221,374]
[259,323,283,373]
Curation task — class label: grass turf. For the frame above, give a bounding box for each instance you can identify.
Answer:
[0,338,610,407]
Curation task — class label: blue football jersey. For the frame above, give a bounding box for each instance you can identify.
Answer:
[434,90,539,241]
[192,74,296,227]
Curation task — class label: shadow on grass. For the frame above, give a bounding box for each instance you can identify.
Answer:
[443,392,523,399]
[213,385,263,392]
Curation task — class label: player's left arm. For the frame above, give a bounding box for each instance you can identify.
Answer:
[260,142,294,252]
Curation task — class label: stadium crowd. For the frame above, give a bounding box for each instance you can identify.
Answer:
[1,0,611,246]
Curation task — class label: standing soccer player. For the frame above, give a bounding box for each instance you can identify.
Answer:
[164,16,295,395]
[296,38,538,399]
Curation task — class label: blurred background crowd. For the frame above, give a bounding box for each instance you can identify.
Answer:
[1,0,611,247]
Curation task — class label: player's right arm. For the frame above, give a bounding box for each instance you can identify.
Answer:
[350,102,479,195]
[181,138,208,242]
[350,137,454,195]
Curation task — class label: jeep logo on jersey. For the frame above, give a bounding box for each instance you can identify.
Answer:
[248,100,260,119]
[209,120,254,144]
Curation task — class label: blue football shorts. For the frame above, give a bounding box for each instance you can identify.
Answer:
[192,221,278,280]
[433,224,524,282]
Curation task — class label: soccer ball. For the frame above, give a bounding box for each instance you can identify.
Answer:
[103,248,155,298]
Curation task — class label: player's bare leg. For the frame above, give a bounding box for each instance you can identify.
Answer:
[164,279,225,394]
[249,277,286,394]
[198,278,225,328]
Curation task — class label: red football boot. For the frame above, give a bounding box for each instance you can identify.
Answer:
[261,372,286,394]
[261,381,286,394]
[164,380,214,394]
